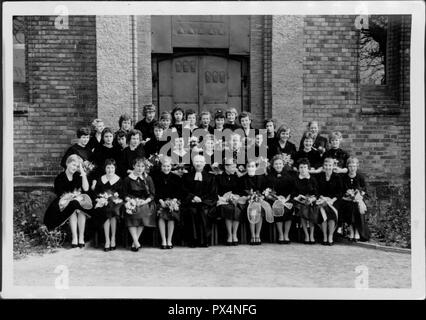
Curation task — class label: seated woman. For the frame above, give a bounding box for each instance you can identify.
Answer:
[44,154,92,248]
[294,132,323,174]
[340,157,370,242]
[315,157,343,246]
[293,158,319,244]
[121,157,156,251]
[120,129,146,178]
[181,155,217,248]
[91,158,123,251]
[216,158,243,246]
[60,127,93,169]
[298,120,328,155]
[265,155,296,244]
[152,156,182,250]
[323,131,350,174]
[240,160,267,245]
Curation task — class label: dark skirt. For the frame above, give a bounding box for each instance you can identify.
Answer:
[157,206,180,222]
[295,203,320,224]
[182,203,215,246]
[340,200,370,241]
[123,202,157,227]
[44,198,92,231]
[273,207,294,223]
[92,202,122,228]
[217,203,242,221]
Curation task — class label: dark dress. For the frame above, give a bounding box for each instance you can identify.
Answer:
[121,174,156,227]
[293,175,320,224]
[299,134,328,153]
[294,149,322,170]
[145,138,168,158]
[44,172,92,231]
[60,144,93,169]
[265,171,296,222]
[270,140,297,162]
[266,134,276,160]
[152,171,182,222]
[182,171,217,246]
[340,173,370,241]
[316,172,343,222]
[224,123,241,131]
[87,135,103,153]
[135,118,157,141]
[323,148,350,170]
[91,175,123,228]
[92,144,121,179]
[171,123,184,137]
[120,145,146,178]
[216,172,243,221]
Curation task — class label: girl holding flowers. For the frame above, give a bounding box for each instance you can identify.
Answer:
[121,157,156,251]
[340,157,370,242]
[265,155,296,244]
[152,156,183,249]
[44,154,92,248]
[91,159,123,251]
[323,131,350,174]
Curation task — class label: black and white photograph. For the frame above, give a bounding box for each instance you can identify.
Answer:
[2,1,425,300]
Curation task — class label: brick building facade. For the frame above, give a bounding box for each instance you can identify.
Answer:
[13,15,411,197]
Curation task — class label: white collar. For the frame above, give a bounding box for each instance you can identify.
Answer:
[101,174,120,185]
[129,172,145,180]
[299,174,311,180]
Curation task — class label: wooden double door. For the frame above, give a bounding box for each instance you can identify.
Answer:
[153,55,248,115]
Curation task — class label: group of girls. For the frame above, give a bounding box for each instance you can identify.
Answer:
[44,104,370,252]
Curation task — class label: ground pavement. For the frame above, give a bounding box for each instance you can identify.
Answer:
[13,242,410,288]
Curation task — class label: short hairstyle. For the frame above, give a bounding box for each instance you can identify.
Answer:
[238,111,251,123]
[304,132,315,141]
[116,129,127,139]
[270,154,285,166]
[323,157,335,165]
[153,122,165,130]
[101,127,114,140]
[276,125,291,139]
[127,129,142,143]
[192,154,206,163]
[132,157,146,168]
[308,120,319,128]
[171,106,185,122]
[329,131,342,142]
[185,109,197,119]
[264,118,275,127]
[91,118,104,131]
[347,157,359,166]
[226,107,238,117]
[214,110,225,120]
[296,157,311,168]
[246,159,257,167]
[77,127,90,138]
[118,114,132,128]
[104,158,116,169]
[160,156,172,165]
[66,154,83,166]
[199,111,211,119]
[142,104,156,116]
[159,111,172,121]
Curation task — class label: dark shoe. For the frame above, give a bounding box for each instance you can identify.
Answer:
[167,245,173,249]
[188,243,196,248]
[250,239,255,246]
[303,240,310,245]
[131,246,139,252]
[328,241,334,246]
[278,240,285,244]
[71,244,78,249]
[283,240,291,245]
[104,247,111,252]
[322,241,328,246]
[110,246,116,251]
[310,240,316,245]
[232,241,238,246]
[160,245,167,250]
[78,243,85,248]
[200,243,209,248]
[226,241,232,246]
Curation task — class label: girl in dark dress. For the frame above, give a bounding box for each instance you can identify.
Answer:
[264,119,276,160]
[316,157,344,246]
[299,120,328,156]
[240,160,267,245]
[182,109,198,136]
[198,111,215,134]
[44,154,92,248]
[91,159,123,251]
[340,157,370,242]
[213,110,226,133]
[265,155,296,244]
[121,157,156,251]
[181,155,218,247]
[152,156,182,249]
[87,119,105,152]
[171,106,185,137]
[270,125,297,166]
[293,158,319,244]
[60,127,93,169]
[92,127,121,180]
[294,132,323,174]
[113,113,133,147]
[323,131,349,174]
[120,129,146,178]
[224,107,241,131]
[216,158,243,245]
[135,104,157,145]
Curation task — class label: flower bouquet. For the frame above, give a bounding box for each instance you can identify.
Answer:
[315,196,338,221]
[343,189,367,214]
[124,197,146,215]
[294,194,317,206]
[189,136,199,148]
[94,192,110,209]
[171,163,189,177]
[243,189,274,224]
[82,161,95,175]
[217,191,240,206]
[160,198,180,212]
[59,189,93,211]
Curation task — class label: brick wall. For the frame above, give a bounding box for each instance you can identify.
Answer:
[14,16,97,177]
[302,15,410,188]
